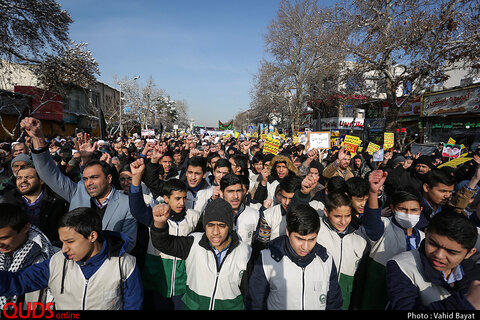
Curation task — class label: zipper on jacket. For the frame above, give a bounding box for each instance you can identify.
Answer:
[301,267,306,310]
[208,245,230,310]
[338,238,343,280]
[82,279,89,310]
[209,271,220,310]
[170,222,180,298]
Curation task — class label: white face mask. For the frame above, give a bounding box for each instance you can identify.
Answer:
[394,211,420,229]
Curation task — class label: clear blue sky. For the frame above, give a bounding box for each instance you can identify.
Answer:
[58,0,332,127]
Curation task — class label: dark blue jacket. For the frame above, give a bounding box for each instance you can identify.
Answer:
[386,240,478,310]
[0,231,144,310]
[245,235,343,310]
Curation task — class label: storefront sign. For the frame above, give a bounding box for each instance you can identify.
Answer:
[398,97,422,116]
[320,117,365,130]
[338,117,364,129]
[422,85,480,117]
[432,121,480,129]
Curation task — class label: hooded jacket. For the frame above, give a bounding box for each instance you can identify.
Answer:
[351,155,372,179]
[385,155,434,193]
[0,231,143,310]
[253,155,299,203]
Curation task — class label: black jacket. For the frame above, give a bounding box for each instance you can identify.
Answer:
[0,185,69,247]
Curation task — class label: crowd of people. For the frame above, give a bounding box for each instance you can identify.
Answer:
[0,116,479,311]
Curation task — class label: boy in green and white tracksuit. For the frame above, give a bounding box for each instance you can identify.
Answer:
[150,198,251,310]
[129,172,201,309]
[317,211,368,310]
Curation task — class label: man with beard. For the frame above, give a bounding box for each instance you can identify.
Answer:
[385,155,435,194]
[19,117,137,253]
[322,146,354,181]
[0,165,68,248]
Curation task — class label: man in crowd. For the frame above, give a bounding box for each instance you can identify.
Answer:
[0,203,55,311]
[19,117,137,253]
[0,164,69,248]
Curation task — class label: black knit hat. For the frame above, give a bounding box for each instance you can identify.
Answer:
[414,155,435,169]
[203,198,234,231]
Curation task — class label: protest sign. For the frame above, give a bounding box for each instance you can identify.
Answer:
[373,149,384,162]
[442,144,462,159]
[438,157,472,168]
[411,143,437,156]
[366,142,381,155]
[343,135,362,146]
[141,129,155,137]
[263,137,281,155]
[344,142,358,154]
[383,132,395,149]
[308,132,331,149]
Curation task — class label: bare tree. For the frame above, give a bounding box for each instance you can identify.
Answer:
[261,0,345,133]
[0,0,100,138]
[0,0,72,64]
[114,75,191,133]
[335,0,480,131]
[250,60,290,130]
[34,42,99,96]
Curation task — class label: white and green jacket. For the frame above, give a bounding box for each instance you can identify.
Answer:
[150,227,251,310]
[234,204,260,246]
[316,216,368,310]
[142,209,201,298]
[358,205,425,310]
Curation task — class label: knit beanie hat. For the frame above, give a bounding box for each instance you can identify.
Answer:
[203,198,234,232]
[11,153,33,170]
[414,155,434,169]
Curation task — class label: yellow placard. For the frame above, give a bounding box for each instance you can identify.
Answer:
[344,142,358,154]
[344,135,362,146]
[438,157,472,168]
[366,142,381,155]
[384,132,395,149]
[263,137,281,155]
[447,137,456,144]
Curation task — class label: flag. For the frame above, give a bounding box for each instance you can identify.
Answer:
[96,95,107,140]
[219,120,233,130]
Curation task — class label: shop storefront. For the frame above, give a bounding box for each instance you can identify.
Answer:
[422,84,480,148]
